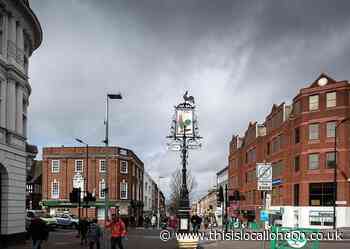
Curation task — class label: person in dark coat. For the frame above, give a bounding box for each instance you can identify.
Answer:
[79,218,89,245]
[28,217,49,249]
[191,213,201,233]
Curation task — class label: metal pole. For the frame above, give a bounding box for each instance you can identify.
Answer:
[225,184,228,233]
[333,123,338,230]
[157,181,160,229]
[78,187,81,221]
[85,144,89,217]
[104,95,109,224]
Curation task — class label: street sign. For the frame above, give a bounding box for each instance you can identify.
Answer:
[260,210,269,221]
[258,182,272,191]
[257,163,272,191]
[166,144,181,151]
[335,201,347,205]
[187,144,202,150]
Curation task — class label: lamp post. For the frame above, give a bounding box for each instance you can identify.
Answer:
[75,138,88,217]
[103,93,122,223]
[157,176,166,229]
[333,117,349,230]
[167,91,202,232]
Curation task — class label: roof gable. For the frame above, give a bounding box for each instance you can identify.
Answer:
[308,73,337,88]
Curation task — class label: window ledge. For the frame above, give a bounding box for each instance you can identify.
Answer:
[308,140,320,144]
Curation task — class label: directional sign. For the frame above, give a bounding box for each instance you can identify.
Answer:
[187,144,202,150]
[260,210,269,221]
[166,144,181,151]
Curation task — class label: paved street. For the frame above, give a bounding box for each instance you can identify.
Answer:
[7,228,350,249]
[203,240,350,249]
[7,228,177,249]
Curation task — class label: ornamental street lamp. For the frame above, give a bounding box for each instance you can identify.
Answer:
[167,91,202,232]
[103,93,122,224]
[333,117,349,230]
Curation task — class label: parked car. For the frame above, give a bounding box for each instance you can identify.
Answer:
[26,210,57,230]
[55,213,79,229]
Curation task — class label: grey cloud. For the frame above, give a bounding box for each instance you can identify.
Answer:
[29,0,350,200]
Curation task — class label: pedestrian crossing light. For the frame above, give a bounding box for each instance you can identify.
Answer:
[217,186,224,206]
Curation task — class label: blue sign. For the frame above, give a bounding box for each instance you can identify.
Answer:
[272,179,282,186]
[260,210,269,221]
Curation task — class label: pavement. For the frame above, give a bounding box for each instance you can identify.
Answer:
[6,227,350,249]
[6,227,177,249]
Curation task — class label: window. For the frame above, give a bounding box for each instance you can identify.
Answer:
[309,124,319,140]
[271,135,282,153]
[246,148,256,163]
[326,92,336,108]
[293,101,301,114]
[120,160,128,174]
[99,160,106,173]
[99,179,106,199]
[326,152,336,169]
[0,14,3,55]
[272,161,284,178]
[119,149,128,156]
[294,156,300,172]
[294,184,299,206]
[75,160,83,172]
[309,211,334,226]
[308,154,319,170]
[309,182,335,206]
[326,121,336,138]
[120,180,128,199]
[266,142,270,155]
[51,160,60,173]
[51,180,59,199]
[294,127,300,144]
[309,95,319,111]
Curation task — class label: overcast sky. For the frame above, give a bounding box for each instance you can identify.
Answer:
[28,0,350,200]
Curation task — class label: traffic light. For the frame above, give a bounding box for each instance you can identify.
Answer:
[83,191,96,203]
[217,186,224,206]
[69,188,80,203]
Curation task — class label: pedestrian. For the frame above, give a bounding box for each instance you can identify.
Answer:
[138,216,144,227]
[28,217,49,249]
[190,213,200,233]
[168,215,177,230]
[144,216,150,229]
[106,213,127,249]
[151,215,157,229]
[87,219,101,249]
[79,217,89,246]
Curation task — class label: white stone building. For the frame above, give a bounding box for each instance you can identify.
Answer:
[143,172,154,216]
[0,0,42,245]
[216,166,228,227]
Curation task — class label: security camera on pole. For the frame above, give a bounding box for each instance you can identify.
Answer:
[167,91,202,233]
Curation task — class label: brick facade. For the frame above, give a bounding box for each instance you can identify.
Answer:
[228,74,350,222]
[42,146,144,222]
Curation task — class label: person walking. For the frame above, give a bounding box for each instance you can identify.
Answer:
[191,213,200,233]
[151,215,157,229]
[79,217,89,246]
[106,213,127,249]
[28,217,49,249]
[87,219,101,249]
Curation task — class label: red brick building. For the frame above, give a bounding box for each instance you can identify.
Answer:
[42,146,144,222]
[228,74,350,228]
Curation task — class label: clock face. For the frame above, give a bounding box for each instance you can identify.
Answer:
[318,77,328,86]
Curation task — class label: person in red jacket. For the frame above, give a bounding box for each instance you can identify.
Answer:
[106,213,127,249]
